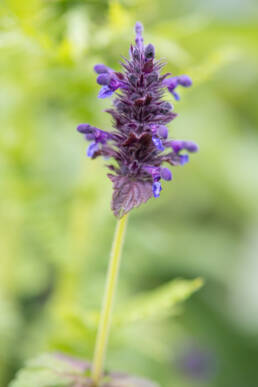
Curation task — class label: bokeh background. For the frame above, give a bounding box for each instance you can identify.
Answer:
[1,0,258,386]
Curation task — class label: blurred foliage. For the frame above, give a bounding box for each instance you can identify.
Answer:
[9,353,159,387]
[1,0,258,386]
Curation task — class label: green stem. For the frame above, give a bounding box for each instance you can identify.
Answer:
[91,214,128,385]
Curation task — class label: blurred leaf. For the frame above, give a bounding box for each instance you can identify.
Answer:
[113,278,204,325]
[66,278,204,332]
[9,353,91,387]
[9,353,159,387]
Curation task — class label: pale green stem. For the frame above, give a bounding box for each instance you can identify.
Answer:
[91,214,128,385]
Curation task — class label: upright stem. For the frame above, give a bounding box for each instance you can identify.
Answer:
[91,214,128,385]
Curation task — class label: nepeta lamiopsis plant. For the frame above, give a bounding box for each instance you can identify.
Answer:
[77,22,198,386]
[77,22,198,218]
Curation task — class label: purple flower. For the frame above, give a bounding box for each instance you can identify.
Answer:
[77,22,198,217]
[153,182,162,198]
[97,73,111,85]
[98,86,114,99]
[160,167,172,181]
[164,75,192,100]
[94,64,110,74]
[170,140,199,154]
[152,136,165,151]
[179,154,189,165]
[87,142,99,157]
[184,141,199,152]
[158,125,168,139]
[94,64,125,99]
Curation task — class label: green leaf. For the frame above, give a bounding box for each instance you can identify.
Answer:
[9,353,159,387]
[62,278,204,333]
[113,277,204,325]
[8,353,91,387]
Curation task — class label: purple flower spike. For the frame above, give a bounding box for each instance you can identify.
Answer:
[76,23,198,217]
[153,181,162,198]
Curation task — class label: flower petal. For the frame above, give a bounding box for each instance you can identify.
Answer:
[153,181,162,198]
[152,136,165,151]
[98,86,114,99]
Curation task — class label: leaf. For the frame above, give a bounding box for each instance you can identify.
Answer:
[108,175,153,218]
[9,353,159,387]
[9,353,91,387]
[61,278,204,333]
[113,278,204,325]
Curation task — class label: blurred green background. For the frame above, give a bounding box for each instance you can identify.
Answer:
[1,0,258,386]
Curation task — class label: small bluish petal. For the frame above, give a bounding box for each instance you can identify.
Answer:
[158,125,168,139]
[143,165,160,180]
[153,181,162,198]
[184,141,199,152]
[178,75,192,87]
[87,142,99,157]
[97,73,111,85]
[98,86,114,99]
[171,140,185,153]
[77,123,91,133]
[179,154,189,165]
[165,75,192,100]
[85,132,95,141]
[152,136,165,151]
[109,78,121,91]
[164,77,178,90]
[94,64,109,74]
[95,129,109,144]
[172,91,180,100]
[161,167,172,181]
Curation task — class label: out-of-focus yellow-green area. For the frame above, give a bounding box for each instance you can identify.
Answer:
[1,0,258,386]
